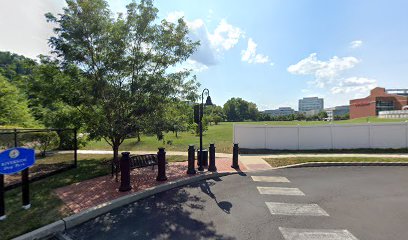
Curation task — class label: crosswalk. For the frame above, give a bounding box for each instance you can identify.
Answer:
[251,174,358,240]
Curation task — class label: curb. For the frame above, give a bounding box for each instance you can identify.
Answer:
[273,162,408,169]
[13,220,65,240]
[13,171,237,240]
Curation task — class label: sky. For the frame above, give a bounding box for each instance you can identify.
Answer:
[1,0,407,110]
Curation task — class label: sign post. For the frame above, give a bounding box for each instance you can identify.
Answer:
[0,174,5,220]
[0,147,36,220]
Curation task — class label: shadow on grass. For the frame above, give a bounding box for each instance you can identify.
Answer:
[0,157,111,240]
[67,185,235,240]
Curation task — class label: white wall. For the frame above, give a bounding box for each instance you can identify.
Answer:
[233,122,408,150]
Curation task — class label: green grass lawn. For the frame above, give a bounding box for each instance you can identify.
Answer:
[264,157,408,168]
[84,117,408,153]
[0,153,186,239]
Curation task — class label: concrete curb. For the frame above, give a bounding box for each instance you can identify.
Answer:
[13,171,237,240]
[273,162,408,169]
[13,220,65,240]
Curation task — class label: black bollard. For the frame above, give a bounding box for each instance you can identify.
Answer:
[0,174,5,220]
[119,152,132,192]
[187,145,196,174]
[231,143,239,169]
[208,143,217,172]
[156,148,168,181]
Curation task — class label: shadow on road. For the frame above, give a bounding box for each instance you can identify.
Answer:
[68,183,235,240]
[199,180,233,214]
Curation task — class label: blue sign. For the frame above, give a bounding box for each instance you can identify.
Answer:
[0,148,35,174]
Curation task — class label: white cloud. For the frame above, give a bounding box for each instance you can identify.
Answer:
[330,77,377,94]
[165,11,244,69]
[288,53,359,87]
[241,38,271,64]
[350,40,363,49]
[165,11,185,23]
[210,19,243,51]
[185,59,209,72]
[0,0,65,59]
[288,52,378,107]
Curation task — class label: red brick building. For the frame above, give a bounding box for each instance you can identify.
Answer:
[349,87,408,119]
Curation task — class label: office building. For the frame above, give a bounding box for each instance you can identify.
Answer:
[325,105,350,121]
[264,107,295,117]
[298,97,324,112]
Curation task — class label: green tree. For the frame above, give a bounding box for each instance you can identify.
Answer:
[0,51,37,89]
[317,111,328,121]
[46,0,199,163]
[223,97,258,121]
[0,74,36,127]
[165,101,192,138]
[205,105,225,125]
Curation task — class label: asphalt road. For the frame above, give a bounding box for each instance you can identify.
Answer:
[66,167,408,240]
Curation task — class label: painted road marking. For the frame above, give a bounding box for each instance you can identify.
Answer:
[257,187,305,196]
[266,202,329,216]
[251,176,290,182]
[279,227,358,240]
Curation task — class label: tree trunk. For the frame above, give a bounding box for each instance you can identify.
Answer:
[136,131,141,142]
[175,131,178,138]
[112,144,119,180]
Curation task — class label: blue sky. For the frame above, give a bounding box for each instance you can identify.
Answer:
[1,0,407,110]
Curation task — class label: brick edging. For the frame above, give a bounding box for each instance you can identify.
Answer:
[13,171,237,240]
[273,162,408,169]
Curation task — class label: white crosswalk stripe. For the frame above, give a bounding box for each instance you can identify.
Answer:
[251,176,290,182]
[279,227,359,240]
[266,202,329,216]
[257,186,305,196]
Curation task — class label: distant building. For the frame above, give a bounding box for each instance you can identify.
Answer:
[325,105,350,121]
[378,110,408,119]
[303,109,322,117]
[349,87,408,119]
[264,107,295,117]
[299,97,324,112]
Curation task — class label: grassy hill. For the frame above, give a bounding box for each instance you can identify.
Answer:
[84,117,408,153]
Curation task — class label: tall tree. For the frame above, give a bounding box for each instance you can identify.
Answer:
[223,97,258,122]
[46,0,199,164]
[0,74,36,127]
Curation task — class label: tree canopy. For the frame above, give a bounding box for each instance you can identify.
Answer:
[45,0,200,161]
[223,97,259,122]
[0,74,36,127]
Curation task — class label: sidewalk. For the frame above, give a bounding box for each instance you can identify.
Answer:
[55,158,246,213]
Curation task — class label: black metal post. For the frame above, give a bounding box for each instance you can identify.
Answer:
[22,168,30,209]
[231,143,240,169]
[187,145,196,174]
[156,148,167,181]
[119,152,132,192]
[14,129,31,209]
[198,103,204,172]
[74,129,78,168]
[14,129,17,147]
[208,143,217,172]
[0,174,5,220]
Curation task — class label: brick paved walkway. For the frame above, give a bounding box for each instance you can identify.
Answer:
[55,158,246,213]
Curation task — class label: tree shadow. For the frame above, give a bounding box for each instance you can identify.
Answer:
[67,184,235,240]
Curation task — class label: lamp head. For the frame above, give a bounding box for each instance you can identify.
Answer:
[205,96,213,106]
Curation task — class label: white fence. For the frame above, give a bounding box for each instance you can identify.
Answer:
[233,122,408,150]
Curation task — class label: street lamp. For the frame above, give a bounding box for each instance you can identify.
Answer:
[198,88,213,171]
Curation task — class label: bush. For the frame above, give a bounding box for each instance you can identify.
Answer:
[19,131,60,157]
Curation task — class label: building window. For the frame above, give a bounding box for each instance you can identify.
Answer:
[376,100,394,114]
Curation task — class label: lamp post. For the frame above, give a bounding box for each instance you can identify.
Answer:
[198,88,213,171]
